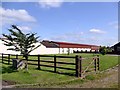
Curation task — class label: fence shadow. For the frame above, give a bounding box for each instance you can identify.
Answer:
[1,53,100,78]
[36,68,75,76]
[2,62,12,65]
[2,66,18,74]
[2,62,8,65]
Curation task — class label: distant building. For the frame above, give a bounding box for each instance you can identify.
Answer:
[111,42,120,54]
[0,38,100,55]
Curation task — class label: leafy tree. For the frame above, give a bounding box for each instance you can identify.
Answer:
[2,25,41,70]
[106,46,112,52]
[99,46,107,55]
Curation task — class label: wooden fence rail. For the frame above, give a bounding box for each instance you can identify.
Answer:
[0,53,100,78]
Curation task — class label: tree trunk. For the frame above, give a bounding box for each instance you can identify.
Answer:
[25,55,28,71]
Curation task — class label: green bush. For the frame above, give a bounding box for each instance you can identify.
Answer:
[99,46,107,55]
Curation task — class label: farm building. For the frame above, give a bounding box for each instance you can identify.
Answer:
[111,42,120,54]
[0,38,100,55]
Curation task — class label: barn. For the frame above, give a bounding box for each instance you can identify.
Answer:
[0,38,100,55]
[111,42,120,54]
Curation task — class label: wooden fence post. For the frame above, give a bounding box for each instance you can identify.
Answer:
[75,55,80,77]
[16,54,18,59]
[2,53,3,63]
[8,54,10,65]
[79,56,82,77]
[97,55,99,70]
[38,55,41,70]
[54,55,56,73]
[26,55,28,71]
[94,57,97,71]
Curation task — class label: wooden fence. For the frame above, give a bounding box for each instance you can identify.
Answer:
[0,53,100,77]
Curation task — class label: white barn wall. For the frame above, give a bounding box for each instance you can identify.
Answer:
[0,41,59,55]
[0,41,93,55]
[59,48,91,54]
[59,48,69,54]
[30,44,59,55]
[0,41,20,54]
[70,48,73,53]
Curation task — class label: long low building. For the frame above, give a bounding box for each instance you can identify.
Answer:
[0,39,100,55]
[36,40,100,54]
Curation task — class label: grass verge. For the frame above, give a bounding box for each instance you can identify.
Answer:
[1,53,119,88]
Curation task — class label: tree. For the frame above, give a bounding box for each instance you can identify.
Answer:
[106,46,112,52]
[99,46,107,55]
[2,25,41,70]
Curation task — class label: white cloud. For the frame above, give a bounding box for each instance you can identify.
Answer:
[86,37,118,46]
[18,26,31,31]
[38,0,63,8]
[0,7,36,26]
[50,31,117,46]
[108,21,119,29]
[108,21,117,25]
[114,25,118,29]
[89,29,106,34]
[50,32,84,42]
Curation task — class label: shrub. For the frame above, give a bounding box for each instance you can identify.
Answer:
[99,46,107,55]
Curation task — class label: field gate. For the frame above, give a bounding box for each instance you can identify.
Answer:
[76,55,100,78]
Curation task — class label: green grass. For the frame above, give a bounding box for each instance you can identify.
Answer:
[85,75,95,80]
[99,55,118,71]
[1,53,119,88]
[2,64,77,86]
[0,63,2,80]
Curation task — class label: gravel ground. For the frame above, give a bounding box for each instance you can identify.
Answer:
[60,66,119,88]
[80,67,118,88]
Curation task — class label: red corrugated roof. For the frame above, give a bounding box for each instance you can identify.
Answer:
[41,40,59,48]
[52,41,99,49]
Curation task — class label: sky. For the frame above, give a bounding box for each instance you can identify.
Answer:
[0,0,119,46]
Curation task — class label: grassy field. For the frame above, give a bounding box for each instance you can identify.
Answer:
[1,53,119,88]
